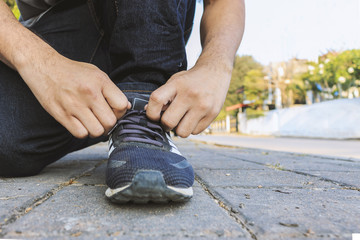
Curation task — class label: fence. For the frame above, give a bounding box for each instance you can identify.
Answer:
[211,114,245,133]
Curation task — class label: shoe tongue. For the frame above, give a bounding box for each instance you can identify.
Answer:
[124,92,150,111]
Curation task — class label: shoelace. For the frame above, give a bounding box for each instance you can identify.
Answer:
[109,110,165,147]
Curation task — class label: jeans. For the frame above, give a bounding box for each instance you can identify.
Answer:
[0,0,195,177]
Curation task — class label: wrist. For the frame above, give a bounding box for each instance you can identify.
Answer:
[14,43,59,71]
[193,52,233,76]
[0,16,59,72]
[15,44,64,81]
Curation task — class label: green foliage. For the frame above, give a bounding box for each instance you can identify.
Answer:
[299,49,360,98]
[216,49,360,121]
[243,69,267,105]
[325,50,360,90]
[289,74,307,103]
[216,55,264,120]
[3,0,20,19]
[225,55,263,107]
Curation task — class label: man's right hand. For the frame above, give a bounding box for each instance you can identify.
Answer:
[18,54,130,139]
[0,2,130,139]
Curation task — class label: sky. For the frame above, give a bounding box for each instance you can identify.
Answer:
[186,0,360,67]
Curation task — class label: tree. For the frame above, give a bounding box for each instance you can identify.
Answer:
[216,55,264,120]
[225,55,263,106]
[299,49,360,99]
[324,50,360,92]
[243,69,266,105]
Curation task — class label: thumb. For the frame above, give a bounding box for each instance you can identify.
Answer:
[146,83,177,121]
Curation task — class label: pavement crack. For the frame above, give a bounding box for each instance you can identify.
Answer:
[0,195,28,201]
[281,168,359,189]
[195,174,258,240]
[0,159,106,237]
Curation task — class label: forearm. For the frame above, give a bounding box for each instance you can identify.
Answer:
[0,1,59,72]
[196,0,245,73]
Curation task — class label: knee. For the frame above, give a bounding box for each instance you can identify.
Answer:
[0,151,46,177]
[0,140,50,177]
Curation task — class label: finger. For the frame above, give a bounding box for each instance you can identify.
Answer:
[192,116,213,135]
[60,116,89,139]
[91,96,117,134]
[160,98,189,132]
[51,107,89,139]
[175,110,206,138]
[144,103,169,112]
[146,84,177,122]
[74,108,105,138]
[102,82,130,119]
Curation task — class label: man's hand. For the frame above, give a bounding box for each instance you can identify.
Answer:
[0,2,130,139]
[18,55,130,138]
[146,64,231,137]
[147,0,245,137]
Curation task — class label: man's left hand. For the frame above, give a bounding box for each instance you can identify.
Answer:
[146,65,231,137]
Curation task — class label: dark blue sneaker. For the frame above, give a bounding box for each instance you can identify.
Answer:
[105,93,194,203]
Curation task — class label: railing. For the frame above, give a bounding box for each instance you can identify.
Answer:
[210,114,245,133]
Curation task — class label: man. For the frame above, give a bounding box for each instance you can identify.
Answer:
[0,0,245,203]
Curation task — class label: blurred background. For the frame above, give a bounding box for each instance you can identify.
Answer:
[187,0,360,142]
[4,0,360,148]
[3,0,19,18]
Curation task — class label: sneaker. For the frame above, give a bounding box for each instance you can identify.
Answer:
[105,93,194,203]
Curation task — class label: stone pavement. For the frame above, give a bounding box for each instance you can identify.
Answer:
[0,138,359,239]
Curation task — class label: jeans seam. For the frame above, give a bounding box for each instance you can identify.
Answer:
[87,0,104,63]
[89,35,103,63]
[87,0,103,35]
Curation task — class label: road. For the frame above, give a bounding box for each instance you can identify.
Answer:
[189,134,360,160]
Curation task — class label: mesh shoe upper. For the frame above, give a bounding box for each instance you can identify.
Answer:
[106,93,194,190]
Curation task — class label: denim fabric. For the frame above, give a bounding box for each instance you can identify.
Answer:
[0,0,195,176]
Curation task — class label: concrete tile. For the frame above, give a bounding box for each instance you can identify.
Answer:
[214,187,360,240]
[0,183,56,224]
[196,169,337,188]
[2,183,251,239]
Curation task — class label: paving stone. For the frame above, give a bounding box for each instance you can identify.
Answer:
[237,152,360,172]
[183,139,360,188]
[186,139,360,172]
[213,187,360,240]
[75,162,107,186]
[0,144,107,233]
[177,140,265,170]
[2,183,251,239]
[312,171,360,187]
[0,145,107,185]
[2,139,358,240]
[216,149,360,188]
[196,169,337,189]
[0,183,55,224]
[185,151,266,170]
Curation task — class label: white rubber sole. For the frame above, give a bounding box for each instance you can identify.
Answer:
[105,170,193,204]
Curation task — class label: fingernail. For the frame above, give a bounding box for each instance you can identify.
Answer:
[144,104,148,110]
[127,101,132,109]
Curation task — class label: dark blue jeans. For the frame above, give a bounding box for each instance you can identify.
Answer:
[0,0,195,177]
